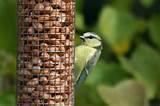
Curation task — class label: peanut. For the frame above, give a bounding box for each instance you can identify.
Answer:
[41,52,50,60]
[32,66,41,74]
[33,22,43,32]
[27,78,39,86]
[34,3,44,14]
[40,77,48,84]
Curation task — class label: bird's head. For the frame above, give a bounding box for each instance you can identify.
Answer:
[80,32,102,48]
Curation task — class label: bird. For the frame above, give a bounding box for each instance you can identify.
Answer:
[75,32,102,89]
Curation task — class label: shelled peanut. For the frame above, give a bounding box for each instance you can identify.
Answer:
[17,0,74,105]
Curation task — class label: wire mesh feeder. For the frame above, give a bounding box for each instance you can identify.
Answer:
[17,0,75,105]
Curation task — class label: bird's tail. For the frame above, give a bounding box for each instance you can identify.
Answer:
[75,70,88,90]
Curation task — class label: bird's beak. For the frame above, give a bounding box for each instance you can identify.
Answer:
[80,36,85,40]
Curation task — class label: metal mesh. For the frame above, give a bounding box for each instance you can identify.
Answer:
[17,0,75,105]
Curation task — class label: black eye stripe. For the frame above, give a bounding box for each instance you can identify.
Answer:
[84,34,101,41]
[86,35,94,39]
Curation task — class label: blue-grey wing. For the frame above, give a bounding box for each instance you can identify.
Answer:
[75,50,101,90]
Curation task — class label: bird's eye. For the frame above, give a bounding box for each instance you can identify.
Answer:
[87,35,94,39]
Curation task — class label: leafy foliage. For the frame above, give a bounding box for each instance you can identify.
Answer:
[99,6,136,55]
[148,15,160,48]
[75,0,160,105]
[98,80,149,106]
[120,44,160,98]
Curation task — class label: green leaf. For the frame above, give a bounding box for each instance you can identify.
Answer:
[98,80,149,106]
[0,90,16,106]
[75,33,82,46]
[140,0,154,8]
[113,0,133,10]
[148,15,160,48]
[76,0,84,14]
[75,13,86,31]
[0,50,16,76]
[76,85,106,106]
[98,6,136,55]
[86,60,129,86]
[0,0,16,55]
[120,44,160,98]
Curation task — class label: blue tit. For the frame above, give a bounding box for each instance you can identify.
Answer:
[75,32,102,89]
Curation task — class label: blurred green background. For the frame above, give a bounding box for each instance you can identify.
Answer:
[0,0,160,106]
